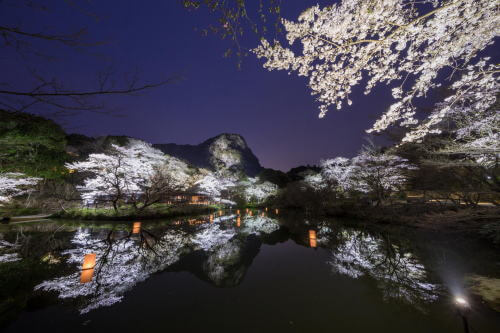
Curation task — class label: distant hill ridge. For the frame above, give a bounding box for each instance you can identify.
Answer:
[154,133,263,177]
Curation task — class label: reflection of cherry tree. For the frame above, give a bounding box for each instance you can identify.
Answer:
[191,223,236,251]
[323,228,438,305]
[0,239,20,263]
[239,216,280,236]
[33,215,282,313]
[203,239,246,287]
[201,216,280,286]
[35,227,191,313]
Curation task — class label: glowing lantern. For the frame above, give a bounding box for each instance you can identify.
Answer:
[261,212,265,217]
[249,211,253,216]
[82,253,96,270]
[236,216,241,227]
[209,214,214,223]
[275,209,279,215]
[236,209,240,215]
[265,207,268,212]
[309,230,317,248]
[219,210,223,216]
[132,222,141,234]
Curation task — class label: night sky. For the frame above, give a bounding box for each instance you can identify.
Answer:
[3,1,398,171]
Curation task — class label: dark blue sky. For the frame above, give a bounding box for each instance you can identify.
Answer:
[2,1,399,171]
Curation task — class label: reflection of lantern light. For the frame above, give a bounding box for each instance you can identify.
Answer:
[209,214,214,223]
[132,222,141,234]
[309,230,317,248]
[80,253,96,283]
[236,217,241,227]
[80,267,95,283]
[275,209,279,215]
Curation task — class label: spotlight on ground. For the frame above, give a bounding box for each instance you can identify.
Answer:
[455,297,469,307]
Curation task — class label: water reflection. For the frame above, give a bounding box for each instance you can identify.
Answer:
[132,222,141,234]
[0,239,20,263]
[80,253,96,283]
[35,227,192,313]
[32,214,281,313]
[1,213,444,316]
[317,225,438,306]
[309,230,317,248]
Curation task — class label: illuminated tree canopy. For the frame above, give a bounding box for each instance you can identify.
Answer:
[253,0,499,148]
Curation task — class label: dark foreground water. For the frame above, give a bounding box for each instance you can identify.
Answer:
[1,211,499,332]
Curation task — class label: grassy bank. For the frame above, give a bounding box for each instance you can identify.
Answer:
[0,205,42,218]
[51,203,220,221]
[318,203,500,245]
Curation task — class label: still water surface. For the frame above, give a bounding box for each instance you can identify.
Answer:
[1,211,499,332]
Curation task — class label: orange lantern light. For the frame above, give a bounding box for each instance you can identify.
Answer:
[236,209,240,215]
[132,222,141,234]
[209,214,214,223]
[80,267,94,283]
[275,209,279,215]
[249,211,253,216]
[236,216,241,227]
[219,210,223,216]
[245,208,249,213]
[82,253,96,270]
[261,212,265,217]
[80,253,97,283]
[309,230,317,248]
[265,207,268,212]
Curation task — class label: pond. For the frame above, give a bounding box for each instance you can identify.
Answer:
[1,210,499,332]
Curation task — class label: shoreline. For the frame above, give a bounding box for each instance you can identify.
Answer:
[48,204,220,221]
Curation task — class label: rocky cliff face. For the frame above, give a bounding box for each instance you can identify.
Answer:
[154,133,263,177]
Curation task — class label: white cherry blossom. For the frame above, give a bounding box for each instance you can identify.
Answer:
[253,0,498,145]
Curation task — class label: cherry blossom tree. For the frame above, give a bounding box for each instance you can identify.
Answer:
[303,173,328,192]
[0,172,41,203]
[66,140,184,211]
[319,147,416,203]
[253,0,498,145]
[239,177,278,204]
[320,157,357,193]
[351,149,417,204]
[432,61,499,167]
[194,173,237,201]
